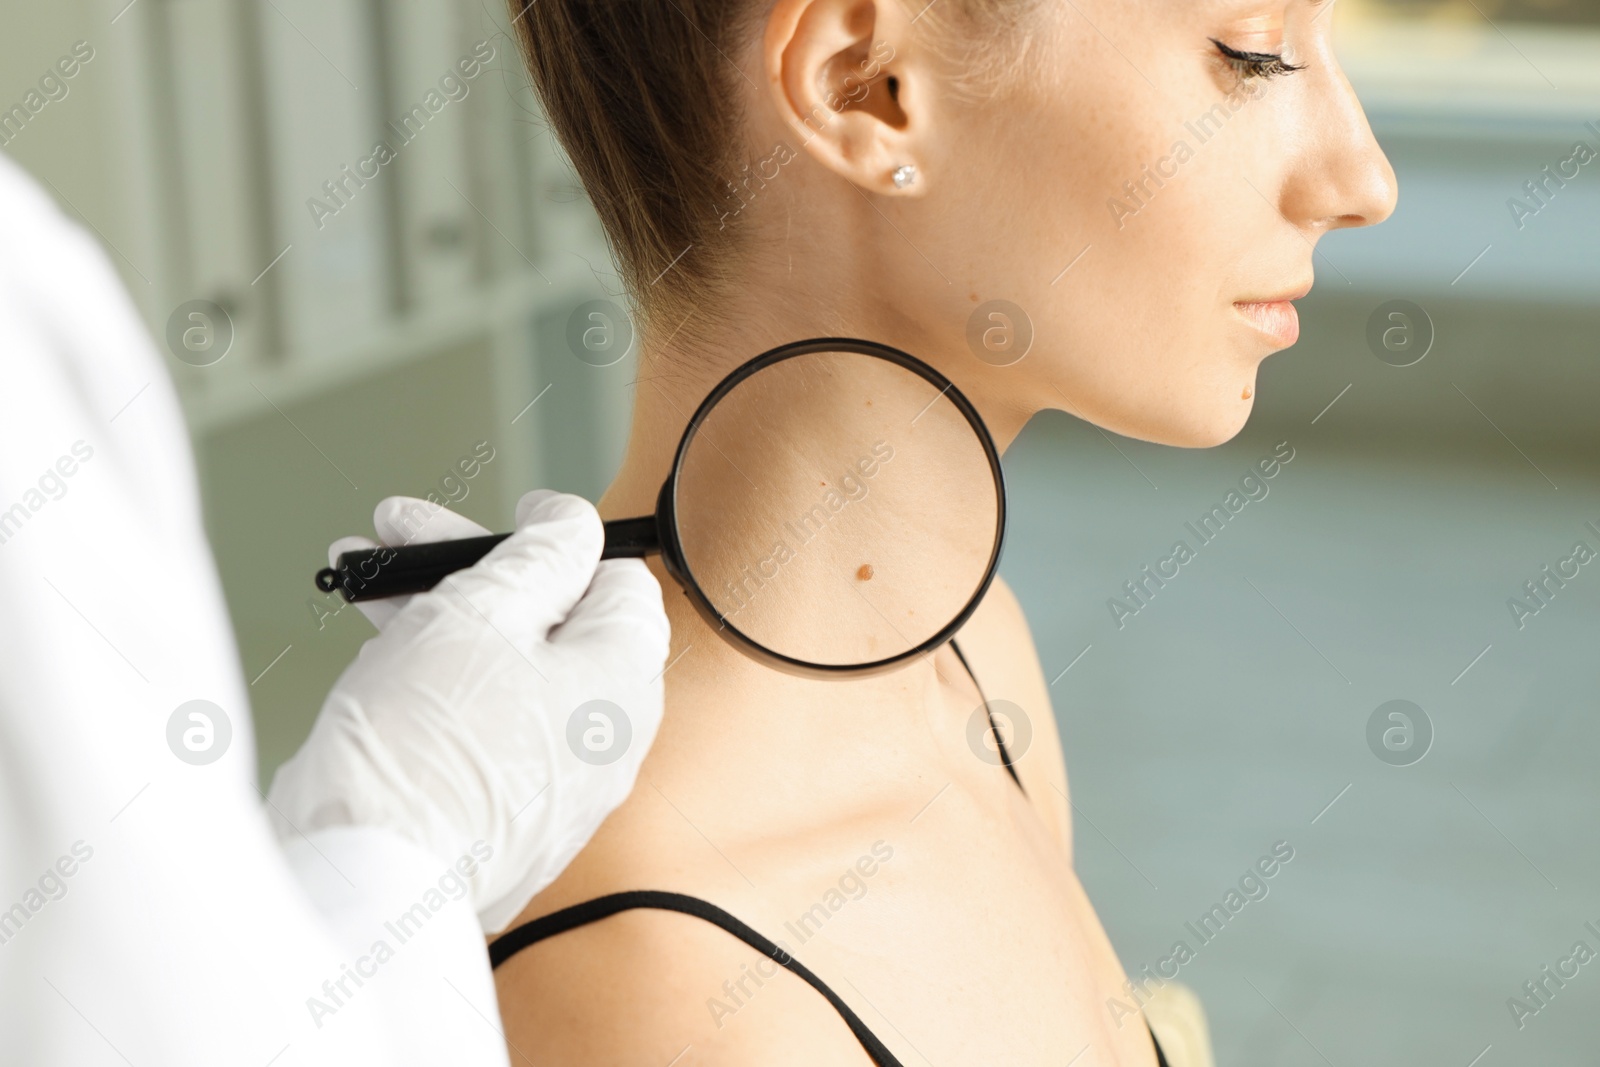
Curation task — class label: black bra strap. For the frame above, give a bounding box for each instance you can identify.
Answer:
[490,646,1171,1067]
[491,890,906,1066]
[948,639,1024,793]
[492,890,1171,1066]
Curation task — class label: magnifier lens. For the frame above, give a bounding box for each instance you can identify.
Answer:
[673,348,1001,670]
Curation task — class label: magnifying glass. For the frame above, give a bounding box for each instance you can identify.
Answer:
[315,338,1006,678]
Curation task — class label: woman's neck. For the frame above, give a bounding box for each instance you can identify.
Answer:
[599,296,1029,523]
[596,304,1015,783]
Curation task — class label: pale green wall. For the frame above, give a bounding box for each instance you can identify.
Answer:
[198,339,506,777]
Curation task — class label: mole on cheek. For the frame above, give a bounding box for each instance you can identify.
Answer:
[856,563,875,581]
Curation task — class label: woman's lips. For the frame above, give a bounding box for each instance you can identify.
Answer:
[1233,300,1300,347]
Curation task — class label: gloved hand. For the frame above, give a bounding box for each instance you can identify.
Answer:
[267,490,670,933]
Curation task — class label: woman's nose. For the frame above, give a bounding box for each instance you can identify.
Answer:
[1279,64,1400,234]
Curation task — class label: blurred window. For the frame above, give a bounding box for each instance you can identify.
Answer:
[1365,0,1600,23]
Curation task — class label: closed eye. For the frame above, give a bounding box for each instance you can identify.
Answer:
[1210,38,1306,80]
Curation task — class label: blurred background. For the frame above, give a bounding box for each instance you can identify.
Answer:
[5,0,1597,1062]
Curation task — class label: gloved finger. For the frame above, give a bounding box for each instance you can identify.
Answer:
[431,491,605,647]
[549,559,671,680]
[325,534,406,631]
[513,487,566,528]
[372,495,491,547]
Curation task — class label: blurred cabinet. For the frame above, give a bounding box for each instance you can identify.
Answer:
[92,0,625,500]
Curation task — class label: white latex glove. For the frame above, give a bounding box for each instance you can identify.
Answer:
[267,490,669,933]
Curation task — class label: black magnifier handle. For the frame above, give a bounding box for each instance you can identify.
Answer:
[315,515,659,603]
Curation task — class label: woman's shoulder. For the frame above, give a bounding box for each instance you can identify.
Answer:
[955,576,1075,856]
[492,881,890,1065]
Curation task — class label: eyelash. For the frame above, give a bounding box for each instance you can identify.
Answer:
[1210,38,1306,80]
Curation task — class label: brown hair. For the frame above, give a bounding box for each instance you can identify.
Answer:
[507,0,1035,330]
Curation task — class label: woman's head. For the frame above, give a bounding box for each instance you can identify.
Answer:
[510,0,1396,448]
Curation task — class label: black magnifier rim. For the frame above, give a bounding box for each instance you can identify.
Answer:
[657,337,1007,680]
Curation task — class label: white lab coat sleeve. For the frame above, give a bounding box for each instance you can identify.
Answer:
[282,827,510,1065]
[0,151,508,1067]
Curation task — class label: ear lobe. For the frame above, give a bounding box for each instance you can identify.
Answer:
[763,0,925,195]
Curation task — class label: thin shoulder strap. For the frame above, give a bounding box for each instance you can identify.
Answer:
[948,639,1024,793]
[492,889,1170,1067]
[490,890,906,1067]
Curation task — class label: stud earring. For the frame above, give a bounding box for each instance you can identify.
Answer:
[891,164,917,189]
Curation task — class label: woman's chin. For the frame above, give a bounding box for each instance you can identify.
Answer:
[1137,394,1256,449]
[1048,372,1258,449]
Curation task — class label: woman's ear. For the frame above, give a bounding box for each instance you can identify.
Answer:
[763,0,930,196]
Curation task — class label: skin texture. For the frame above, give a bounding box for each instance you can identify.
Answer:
[495,1,1395,1063]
